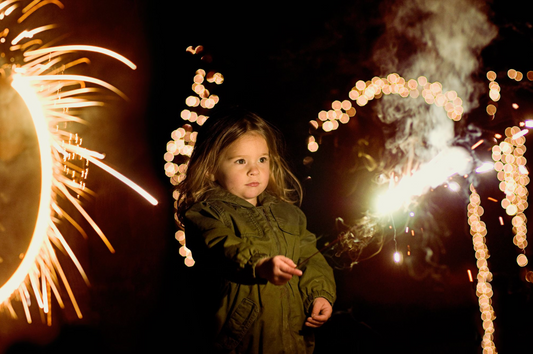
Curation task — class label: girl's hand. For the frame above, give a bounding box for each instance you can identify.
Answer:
[305,297,332,328]
[256,255,302,285]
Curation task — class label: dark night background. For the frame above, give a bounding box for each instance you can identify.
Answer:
[1,0,533,353]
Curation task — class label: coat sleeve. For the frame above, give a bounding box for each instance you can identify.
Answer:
[295,207,337,313]
[184,202,268,284]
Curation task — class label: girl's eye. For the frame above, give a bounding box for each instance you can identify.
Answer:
[235,159,246,164]
[259,157,268,163]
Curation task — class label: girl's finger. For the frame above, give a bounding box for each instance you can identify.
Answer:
[305,317,323,327]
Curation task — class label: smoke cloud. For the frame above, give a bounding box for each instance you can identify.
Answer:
[372,0,498,174]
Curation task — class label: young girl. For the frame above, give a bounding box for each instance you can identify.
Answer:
[176,107,336,354]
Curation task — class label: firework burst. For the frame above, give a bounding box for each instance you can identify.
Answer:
[0,0,156,323]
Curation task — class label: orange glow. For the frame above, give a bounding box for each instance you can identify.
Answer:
[517,254,528,267]
[486,104,497,116]
[166,47,226,266]
[308,74,465,151]
[492,126,529,268]
[468,185,497,353]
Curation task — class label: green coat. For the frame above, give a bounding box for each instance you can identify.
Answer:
[184,188,336,354]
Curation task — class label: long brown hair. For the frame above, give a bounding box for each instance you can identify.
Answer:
[175,107,302,226]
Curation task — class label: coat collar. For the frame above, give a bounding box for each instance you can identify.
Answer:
[206,186,277,208]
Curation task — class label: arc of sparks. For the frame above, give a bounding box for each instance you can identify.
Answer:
[24,45,137,70]
[0,0,157,322]
[0,75,54,308]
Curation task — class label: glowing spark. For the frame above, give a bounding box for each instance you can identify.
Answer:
[471,139,484,150]
[525,120,533,128]
[467,269,473,283]
[448,181,460,191]
[393,251,401,263]
[25,45,137,70]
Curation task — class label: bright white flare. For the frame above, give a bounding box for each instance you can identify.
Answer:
[475,162,494,173]
[375,146,473,214]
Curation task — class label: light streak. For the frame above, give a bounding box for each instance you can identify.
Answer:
[25,45,137,70]
[11,24,57,45]
[512,129,528,140]
[471,139,484,150]
[476,163,495,173]
[82,154,158,206]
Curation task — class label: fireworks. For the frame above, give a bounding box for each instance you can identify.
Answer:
[0,0,156,322]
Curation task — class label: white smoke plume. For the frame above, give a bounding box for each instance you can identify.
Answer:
[373,0,498,178]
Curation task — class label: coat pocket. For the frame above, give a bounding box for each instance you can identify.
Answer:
[215,297,259,351]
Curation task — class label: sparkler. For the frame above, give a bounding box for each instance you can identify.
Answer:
[0,0,157,322]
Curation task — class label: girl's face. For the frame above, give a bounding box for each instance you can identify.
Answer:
[214,132,270,206]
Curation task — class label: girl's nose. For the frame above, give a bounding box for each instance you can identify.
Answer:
[248,164,259,175]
